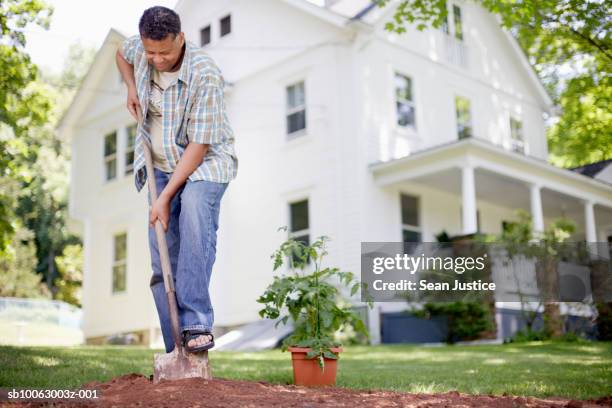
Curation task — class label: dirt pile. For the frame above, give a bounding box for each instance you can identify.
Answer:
[2,373,610,407]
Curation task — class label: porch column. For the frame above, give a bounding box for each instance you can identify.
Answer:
[529,183,544,234]
[461,165,478,234]
[584,200,597,243]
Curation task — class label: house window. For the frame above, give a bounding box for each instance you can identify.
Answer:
[440,1,449,34]
[453,5,463,40]
[112,232,127,293]
[104,131,117,181]
[286,81,306,136]
[125,124,137,175]
[455,96,472,139]
[440,2,463,40]
[441,3,467,67]
[200,25,211,46]
[401,194,422,242]
[510,117,524,154]
[289,199,310,265]
[220,15,231,37]
[395,72,416,129]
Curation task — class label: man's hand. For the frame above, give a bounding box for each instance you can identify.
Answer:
[127,86,142,123]
[149,194,171,232]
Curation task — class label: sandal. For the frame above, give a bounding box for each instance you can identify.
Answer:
[182,329,215,353]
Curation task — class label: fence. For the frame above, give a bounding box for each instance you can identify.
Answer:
[0,297,83,346]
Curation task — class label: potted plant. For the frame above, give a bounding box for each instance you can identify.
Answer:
[257,226,374,386]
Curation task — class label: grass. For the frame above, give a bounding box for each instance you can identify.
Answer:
[0,342,610,400]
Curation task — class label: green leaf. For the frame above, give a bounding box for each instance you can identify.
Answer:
[350,282,360,296]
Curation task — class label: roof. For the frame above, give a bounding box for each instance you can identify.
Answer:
[350,2,377,21]
[569,159,612,178]
[368,137,612,203]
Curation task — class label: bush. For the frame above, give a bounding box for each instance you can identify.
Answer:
[555,331,590,343]
[413,301,492,344]
[506,328,591,344]
[505,328,550,343]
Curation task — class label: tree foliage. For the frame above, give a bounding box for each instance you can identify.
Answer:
[0,225,50,298]
[0,0,53,253]
[1,0,92,305]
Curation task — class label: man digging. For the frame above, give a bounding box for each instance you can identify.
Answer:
[115,6,238,354]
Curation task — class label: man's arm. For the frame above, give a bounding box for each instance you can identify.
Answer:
[115,48,142,122]
[115,49,136,89]
[159,143,209,201]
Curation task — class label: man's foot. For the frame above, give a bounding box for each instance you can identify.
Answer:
[187,333,213,348]
[182,330,215,352]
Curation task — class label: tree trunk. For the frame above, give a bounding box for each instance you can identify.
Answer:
[543,303,563,337]
[536,255,563,337]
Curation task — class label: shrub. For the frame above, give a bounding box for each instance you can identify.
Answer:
[413,301,492,344]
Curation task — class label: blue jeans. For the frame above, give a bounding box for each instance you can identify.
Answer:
[147,167,228,353]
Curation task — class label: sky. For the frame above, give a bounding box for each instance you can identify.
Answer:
[24,0,176,75]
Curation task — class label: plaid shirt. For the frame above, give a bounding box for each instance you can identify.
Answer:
[121,35,238,193]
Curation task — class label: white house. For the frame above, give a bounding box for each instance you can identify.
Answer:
[59,0,612,346]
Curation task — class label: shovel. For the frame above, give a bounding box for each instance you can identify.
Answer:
[142,128,212,383]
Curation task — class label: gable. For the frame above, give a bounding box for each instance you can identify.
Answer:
[58,29,127,138]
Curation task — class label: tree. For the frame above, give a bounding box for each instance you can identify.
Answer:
[374,0,611,167]
[0,225,50,298]
[54,244,83,306]
[1,1,91,304]
[13,42,94,299]
[0,0,53,253]
[490,209,576,338]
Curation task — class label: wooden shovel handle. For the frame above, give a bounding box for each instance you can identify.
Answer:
[143,136,183,352]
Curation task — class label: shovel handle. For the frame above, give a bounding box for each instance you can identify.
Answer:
[143,136,183,352]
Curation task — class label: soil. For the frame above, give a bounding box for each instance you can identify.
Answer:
[1,374,610,407]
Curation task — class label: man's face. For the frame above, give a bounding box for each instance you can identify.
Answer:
[142,32,185,72]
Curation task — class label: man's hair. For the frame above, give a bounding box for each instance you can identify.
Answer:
[139,6,181,41]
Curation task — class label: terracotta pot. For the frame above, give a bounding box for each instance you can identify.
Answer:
[288,346,343,386]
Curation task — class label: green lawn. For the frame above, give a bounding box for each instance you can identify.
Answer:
[0,342,610,400]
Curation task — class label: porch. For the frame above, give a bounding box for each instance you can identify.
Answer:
[368,137,612,246]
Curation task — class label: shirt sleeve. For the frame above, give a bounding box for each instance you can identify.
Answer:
[121,35,141,65]
[186,76,225,145]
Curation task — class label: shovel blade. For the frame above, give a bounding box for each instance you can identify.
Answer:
[153,348,212,383]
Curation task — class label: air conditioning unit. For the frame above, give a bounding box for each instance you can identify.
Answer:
[558,261,591,302]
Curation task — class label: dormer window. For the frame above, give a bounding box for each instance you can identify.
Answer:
[220,14,231,37]
[200,25,211,47]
